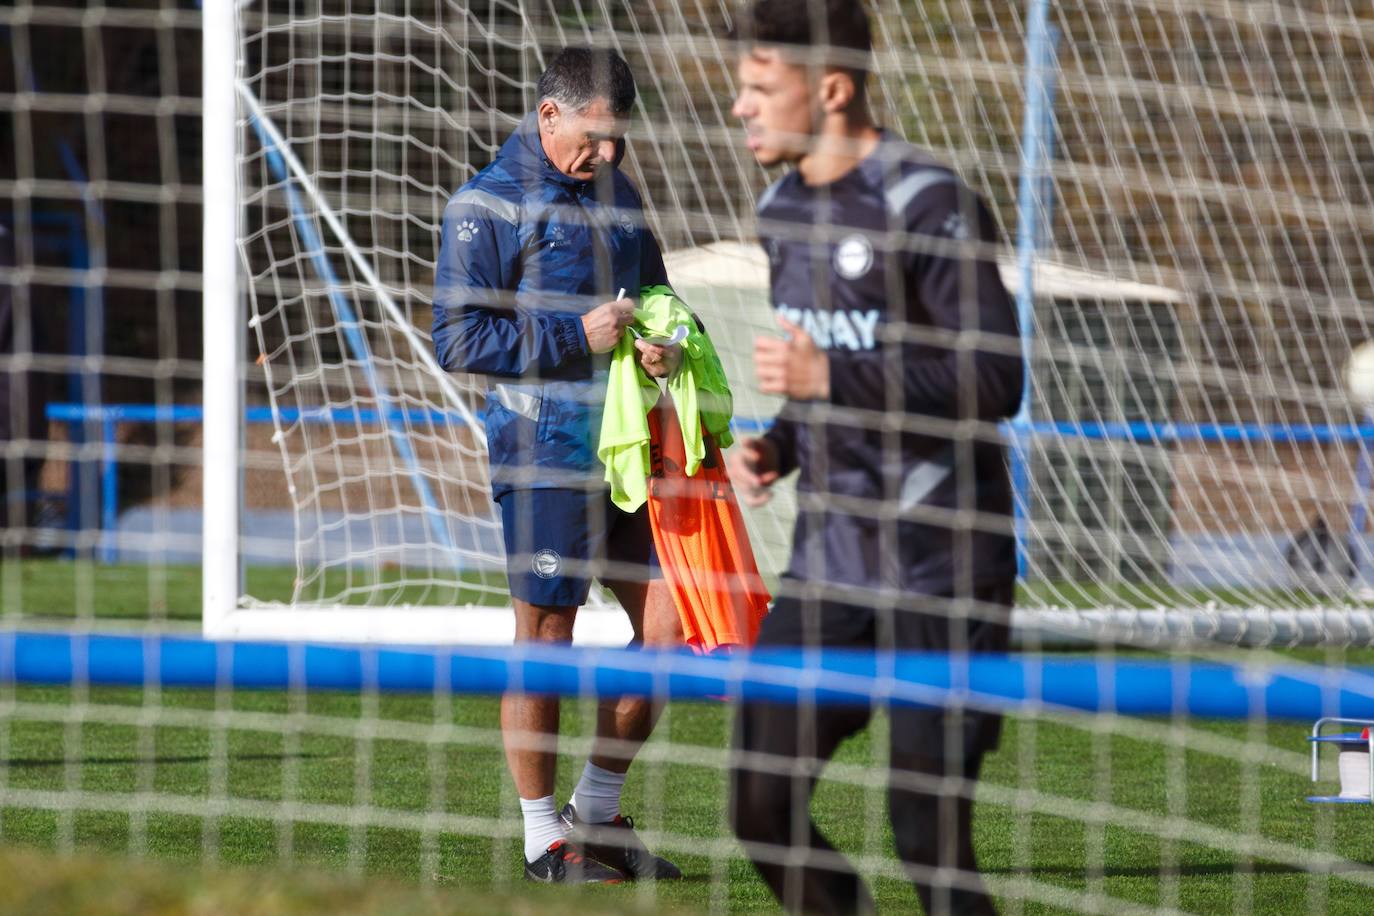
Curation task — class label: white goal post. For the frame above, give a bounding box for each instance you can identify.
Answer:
[201,0,240,636]
[204,0,1374,647]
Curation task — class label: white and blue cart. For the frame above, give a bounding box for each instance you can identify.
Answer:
[1308,717,1374,804]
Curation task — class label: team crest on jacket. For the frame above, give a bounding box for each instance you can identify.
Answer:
[833,234,873,279]
[457,219,479,243]
[617,210,637,236]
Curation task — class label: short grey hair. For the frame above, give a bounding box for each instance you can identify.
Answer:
[536,46,636,116]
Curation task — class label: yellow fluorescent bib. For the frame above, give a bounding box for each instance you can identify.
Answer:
[599,285,735,511]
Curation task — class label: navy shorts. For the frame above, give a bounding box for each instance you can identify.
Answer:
[497,488,660,607]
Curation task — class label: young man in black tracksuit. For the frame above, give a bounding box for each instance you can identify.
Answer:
[724,2,1023,912]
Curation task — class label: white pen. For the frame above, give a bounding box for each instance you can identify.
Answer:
[619,287,643,339]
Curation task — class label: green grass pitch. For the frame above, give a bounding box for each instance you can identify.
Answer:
[2,559,1374,913]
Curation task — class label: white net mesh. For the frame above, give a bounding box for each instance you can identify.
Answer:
[5,3,1374,911]
[233,0,1374,641]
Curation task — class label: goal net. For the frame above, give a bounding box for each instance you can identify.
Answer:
[212,0,1374,646]
[6,1,1374,911]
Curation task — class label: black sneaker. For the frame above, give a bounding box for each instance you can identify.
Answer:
[523,839,624,884]
[560,802,684,881]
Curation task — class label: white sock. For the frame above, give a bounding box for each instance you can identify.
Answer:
[571,762,627,825]
[519,795,565,863]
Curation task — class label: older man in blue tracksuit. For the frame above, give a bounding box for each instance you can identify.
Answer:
[432,47,683,885]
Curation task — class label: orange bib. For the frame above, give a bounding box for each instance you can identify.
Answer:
[647,397,770,654]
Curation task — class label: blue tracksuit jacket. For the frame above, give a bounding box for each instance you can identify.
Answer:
[432,113,669,498]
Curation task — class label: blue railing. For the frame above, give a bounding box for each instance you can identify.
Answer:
[45,402,494,562]
[1025,420,1374,445]
[44,402,1374,564]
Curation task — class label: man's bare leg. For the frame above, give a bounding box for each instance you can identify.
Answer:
[502,583,679,802]
[562,577,685,879]
[503,599,577,864]
[590,577,683,773]
[502,598,577,796]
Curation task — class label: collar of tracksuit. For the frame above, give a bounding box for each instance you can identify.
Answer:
[499,111,627,193]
